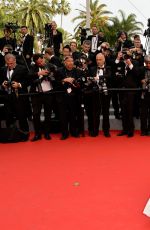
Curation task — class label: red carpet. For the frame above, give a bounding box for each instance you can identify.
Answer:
[0,131,150,230]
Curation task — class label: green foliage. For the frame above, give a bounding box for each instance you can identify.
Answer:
[105,10,143,46]
[72,0,112,32]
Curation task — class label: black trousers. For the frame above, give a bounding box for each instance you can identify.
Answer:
[54,93,69,137]
[140,93,150,132]
[3,94,29,132]
[31,93,53,135]
[66,93,81,136]
[85,91,110,135]
[120,91,135,133]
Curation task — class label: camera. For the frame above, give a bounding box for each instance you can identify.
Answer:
[45,23,52,32]
[4,80,13,94]
[142,70,150,93]
[142,79,150,93]
[5,22,20,33]
[98,76,108,95]
[44,23,53,41]
[79,27,89,44]
[74,57,87,69]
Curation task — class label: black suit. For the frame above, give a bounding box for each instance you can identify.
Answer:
[0,64,29,132]
[48,30,62,57]
[29,63,55,136]
[86,66,112,136]
[139,67,150,134]
[55,67,83,137]
[119,62,139,134]
[87,35,105,53]
[22,34,34,66]
[0,37,16,51]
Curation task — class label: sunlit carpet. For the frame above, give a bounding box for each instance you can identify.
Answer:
[0,131,150,230]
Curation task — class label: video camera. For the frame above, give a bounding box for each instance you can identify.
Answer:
[5,22,20,33]
[44,23,53,38]
[79,27,89,44]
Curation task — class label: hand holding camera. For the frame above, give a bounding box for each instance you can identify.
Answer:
[38,69,49,77]
[2,80,10,88]
[11,81,21,89]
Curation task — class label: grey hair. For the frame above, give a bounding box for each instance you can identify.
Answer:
[82,40,91,46]
[144,55,150,62]
[4,53,16,62]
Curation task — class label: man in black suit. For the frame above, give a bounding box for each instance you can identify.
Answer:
[29,54,57,141]
[116,54,139,137]
[20,26,34,67]
[88,53,112,137]
[87,25,105,54]
[79,40,95,68]
[139,55,150,136]
[0,53,29,138]
[70,40,81,61]
[55,56,83,138]
[44,47,62,67]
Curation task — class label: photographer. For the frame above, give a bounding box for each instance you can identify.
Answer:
[19,26,34,67]
[111,51,125,119]
[0,28,16,52]
[87,25,105,53]
[129,36,144,66]
[88,53,112,137]
[116,54,139,137]
[139,55,150,136]
[0,44,13,68]
[0,53,29,139]
[29,54,56,141]
[74,56,91,136]
[55,56,83,138]
[115,31,133,52]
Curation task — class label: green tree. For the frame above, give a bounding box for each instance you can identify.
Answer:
[56,0,71,27]
[14,0,52,34]
[105,10,143,46]
[58,27,73,45]
[72,0,112,31]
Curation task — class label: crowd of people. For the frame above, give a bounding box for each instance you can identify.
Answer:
[0,21,150,142]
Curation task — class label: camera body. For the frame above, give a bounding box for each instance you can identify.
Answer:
[5,22,20,33]
[142,79,150,93]
[4,80,13,94]
[98,76,108,95]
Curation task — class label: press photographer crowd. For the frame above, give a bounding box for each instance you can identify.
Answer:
[0,20,150,142]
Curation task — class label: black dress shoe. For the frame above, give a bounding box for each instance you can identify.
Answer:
[104,132,111,137]
[44,134,51,140]
[127,132,134,137]
[60,135,68,140]
[117,131,127,136]
[31,134,41,142]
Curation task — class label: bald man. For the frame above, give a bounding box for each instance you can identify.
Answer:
[86,53,112,137]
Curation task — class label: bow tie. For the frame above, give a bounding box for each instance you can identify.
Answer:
[98,67,104,70]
